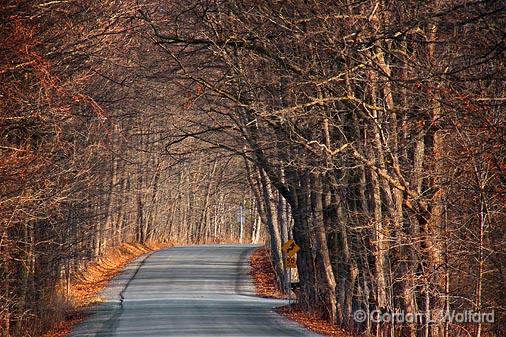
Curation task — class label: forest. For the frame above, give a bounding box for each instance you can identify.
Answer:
[1,1,504,336]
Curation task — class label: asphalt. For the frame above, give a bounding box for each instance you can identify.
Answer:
[70,244,324,337]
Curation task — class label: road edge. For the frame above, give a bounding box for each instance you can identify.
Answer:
[44,243,171,337]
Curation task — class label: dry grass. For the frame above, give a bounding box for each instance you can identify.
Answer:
[43,241,172,337]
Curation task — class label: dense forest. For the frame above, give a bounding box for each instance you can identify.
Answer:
[1,1,504,336]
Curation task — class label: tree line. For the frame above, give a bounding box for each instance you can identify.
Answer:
[1,1,504,337]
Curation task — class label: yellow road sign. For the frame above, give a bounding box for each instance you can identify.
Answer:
[282,240,300,257]
[285,256,297,268]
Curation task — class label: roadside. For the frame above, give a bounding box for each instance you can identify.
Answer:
[43,242,171,337]
[249,247,353,337]
[249,247,286,299]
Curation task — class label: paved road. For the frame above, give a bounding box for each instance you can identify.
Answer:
[71,244,323,337]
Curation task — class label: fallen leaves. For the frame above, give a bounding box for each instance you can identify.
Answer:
[249,246,286,299]
[277,304,354,337]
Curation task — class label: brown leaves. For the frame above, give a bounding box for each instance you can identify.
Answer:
[277,304,353,337]
[250,247,286,299]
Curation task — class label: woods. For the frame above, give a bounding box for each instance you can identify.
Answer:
[1,0,504,336]
[1,2,256,335]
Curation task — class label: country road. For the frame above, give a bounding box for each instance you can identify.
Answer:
[70,244,323,337]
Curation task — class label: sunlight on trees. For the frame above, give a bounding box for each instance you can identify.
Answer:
[1,1,504,336]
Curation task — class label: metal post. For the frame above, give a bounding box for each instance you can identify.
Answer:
[288,268,291,305]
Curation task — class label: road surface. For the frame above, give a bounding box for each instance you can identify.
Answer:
[71,244,323,337]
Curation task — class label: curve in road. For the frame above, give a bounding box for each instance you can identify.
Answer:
[70,244,323,337]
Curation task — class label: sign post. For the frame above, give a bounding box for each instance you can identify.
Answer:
[282,240,300,305]
[289,266,291,305]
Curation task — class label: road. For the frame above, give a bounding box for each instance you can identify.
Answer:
[71,244,323,337]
